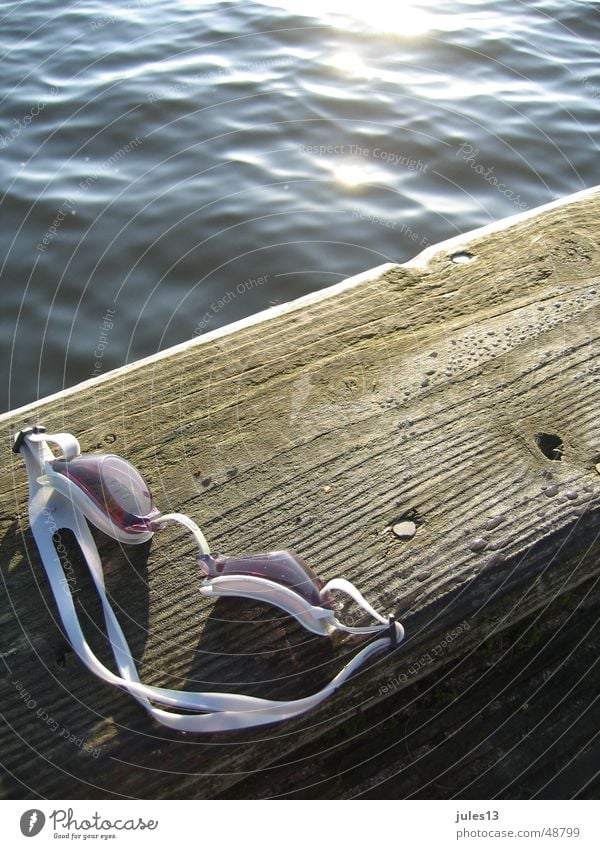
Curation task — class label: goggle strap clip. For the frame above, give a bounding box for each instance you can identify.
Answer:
[13,425,46,454]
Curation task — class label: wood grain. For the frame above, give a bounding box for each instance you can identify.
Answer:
[1,188,598,799]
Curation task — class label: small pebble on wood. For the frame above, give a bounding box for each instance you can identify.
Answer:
[392,520,417,540]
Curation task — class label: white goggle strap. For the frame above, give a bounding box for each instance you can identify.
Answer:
[322,578,405,641]
[152,512,211,557]
[37,524,399,731]
[19,432,402,732]
[26,429,81,461]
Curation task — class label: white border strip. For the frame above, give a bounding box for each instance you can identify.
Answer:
[3,184,599,423]
[2,798,599,845]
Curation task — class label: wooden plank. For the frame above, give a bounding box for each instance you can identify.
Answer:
[218,572,600,799]
[1,187,599,799]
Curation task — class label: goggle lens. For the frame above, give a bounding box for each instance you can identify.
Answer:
[50,454,159,533]
[198,550,332,608]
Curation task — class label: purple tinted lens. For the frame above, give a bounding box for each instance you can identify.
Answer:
[198,550,332,608]
[50,454,160,533]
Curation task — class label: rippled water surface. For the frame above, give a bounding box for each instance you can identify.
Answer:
[1,0,598,410]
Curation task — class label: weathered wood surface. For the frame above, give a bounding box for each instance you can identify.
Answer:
[223,572,600,799]
[1,187,599,799]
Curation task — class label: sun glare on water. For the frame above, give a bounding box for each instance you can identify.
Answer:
[335,162,373,186]
[255,0,436,36]
[328,51,373,76]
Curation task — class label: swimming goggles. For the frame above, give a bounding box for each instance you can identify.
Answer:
[14,426,404,732]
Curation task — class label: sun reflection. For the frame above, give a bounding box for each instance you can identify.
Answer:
[256,0,436,36]
[333,161,374,187]
[336,163,367,186]
[328,51,372,77]
[342,0,434,36]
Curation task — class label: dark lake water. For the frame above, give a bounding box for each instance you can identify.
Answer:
[1,0,598,412]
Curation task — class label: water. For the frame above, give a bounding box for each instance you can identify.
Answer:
[1,0,598,412]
